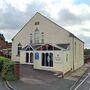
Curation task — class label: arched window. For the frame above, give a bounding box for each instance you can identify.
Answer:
[30,53,33,63]
[50,53,53,67]
[26,53,29,63]
[17,43,22,56]
[41,32,44,43]
[42,53,45,66]
[30,33,33,44]
[34,28,39,43]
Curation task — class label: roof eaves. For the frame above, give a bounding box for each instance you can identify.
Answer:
[12,12,39,41]
[37,13,84,43]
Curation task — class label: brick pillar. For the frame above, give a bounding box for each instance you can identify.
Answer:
[14,63,20,80]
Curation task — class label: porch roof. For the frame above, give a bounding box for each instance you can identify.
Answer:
[22,43,70,51]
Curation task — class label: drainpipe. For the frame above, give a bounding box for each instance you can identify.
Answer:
[72,37,74,71]
[69,33,74,71]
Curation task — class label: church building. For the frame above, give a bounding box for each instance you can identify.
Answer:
[12,12,84,74]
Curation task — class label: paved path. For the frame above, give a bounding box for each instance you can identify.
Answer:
[71,67,90,90]
[76,76,90,90]
[0,77,7,90]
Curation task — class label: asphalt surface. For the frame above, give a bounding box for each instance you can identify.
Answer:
[0,77,7,90]
[71,67,90,90]
[10,78,74,90]
[9,65,75,90]
[77,76,90,90]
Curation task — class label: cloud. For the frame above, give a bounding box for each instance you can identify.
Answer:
[0,1,49,30]
[58,9,82,26]
[57,6,90,26]
[0,0,49,42]
[25,0,50,17]
[0,4,27,29]
[0,0,90,48]
[0,29,19,42]
[78,34,90,48]
[4,0,33,12]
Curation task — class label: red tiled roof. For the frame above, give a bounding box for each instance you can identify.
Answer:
[0,39,12,49]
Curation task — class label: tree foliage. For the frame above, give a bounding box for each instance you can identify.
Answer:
[0,33,5,41]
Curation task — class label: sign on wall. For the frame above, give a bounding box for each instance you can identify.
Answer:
[54,54,62,64]
[35,53,39,60]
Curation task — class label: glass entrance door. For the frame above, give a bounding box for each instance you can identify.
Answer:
[26,52,33,64]
[42,52,53,67]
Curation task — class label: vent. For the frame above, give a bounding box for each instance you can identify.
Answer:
[35,21,39,25]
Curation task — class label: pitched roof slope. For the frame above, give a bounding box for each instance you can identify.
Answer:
[12,12,84,43]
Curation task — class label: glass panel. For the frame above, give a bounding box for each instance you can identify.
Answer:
[46,53,49,66]
[50,53,53,67]
[17,43,22,55]
[42,53,53,67]
[26,53,29,63]
[34,28,39,43]
[30,34,32,43]
[30,53,33,63]
[42,53,44,66]
[41,32,44,43]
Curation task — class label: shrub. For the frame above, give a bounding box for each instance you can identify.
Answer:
[0,56,10,73]
[0,56,17,81]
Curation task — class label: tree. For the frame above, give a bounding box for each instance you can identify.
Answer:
[0,33,5,41]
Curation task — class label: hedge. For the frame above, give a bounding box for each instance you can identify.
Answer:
[0,56,17,81]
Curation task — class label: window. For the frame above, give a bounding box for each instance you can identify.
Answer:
[26,53,29,63]
[41,32,44,43]
[50,53,53,66]
[79,44,81,56]
[35,21,39,25]
[75,42,76,56]
[42,53,45,66]
[17,43,22,56]
[66,54,68,62]
[30,33,33,43]
[42,53,53,67]
[30,53,33,63]
[34,28,39,43]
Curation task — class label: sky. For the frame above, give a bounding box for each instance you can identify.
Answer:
[0,0,90,48]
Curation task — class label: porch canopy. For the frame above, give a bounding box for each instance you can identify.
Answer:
[22,43,70,51]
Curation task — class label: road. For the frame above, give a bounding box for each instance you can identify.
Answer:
[71,67,90,90]
[0,77,7,90]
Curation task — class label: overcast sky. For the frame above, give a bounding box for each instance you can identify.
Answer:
[0,0,90,48]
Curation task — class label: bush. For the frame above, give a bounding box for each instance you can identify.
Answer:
[0,56,17,81]
[0,56,10,73]
[0,60,3,73]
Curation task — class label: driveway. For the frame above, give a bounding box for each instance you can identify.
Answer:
[0,77,7,90]
[9,64,75,90]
